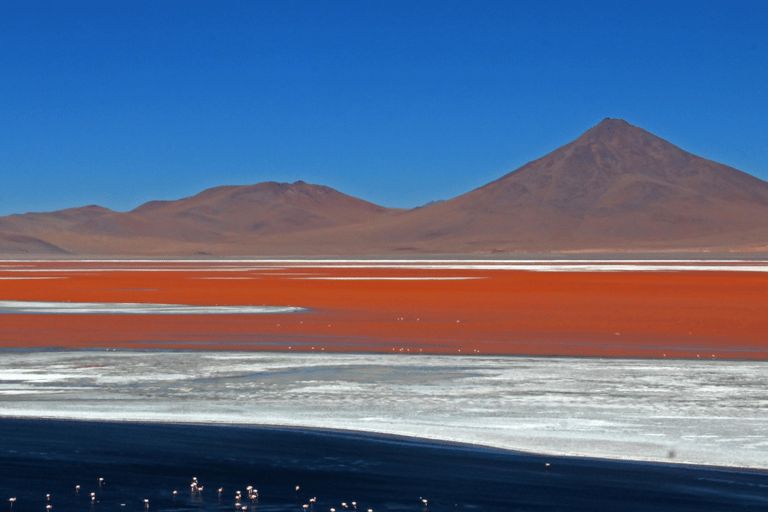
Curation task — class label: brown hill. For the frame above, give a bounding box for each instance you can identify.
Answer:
[0,205,114,254]
[0,181,401,254]
[2,119,767,256]
[128,180,397,236]
[0,232,69,254]
[328,118,768,253]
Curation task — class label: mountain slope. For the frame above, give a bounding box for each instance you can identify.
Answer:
[346,118,768,251]
[2,119,767,255]
[0,182,402,253]
[128,180,398,236]
[0,232,69,254]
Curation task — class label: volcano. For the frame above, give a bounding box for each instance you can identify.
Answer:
[342,118,768,253]
[2,119,768,255]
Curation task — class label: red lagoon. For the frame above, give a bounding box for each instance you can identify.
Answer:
[1,261,767,359]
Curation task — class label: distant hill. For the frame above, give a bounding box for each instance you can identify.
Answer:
[414,200,445,209]
[348,118,768,253]
[129,180,396,236]
[2,119,768,256]
[0,232,68,254]
[0,182,402,254]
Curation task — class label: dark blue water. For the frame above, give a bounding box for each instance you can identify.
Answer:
[0,419,766,512]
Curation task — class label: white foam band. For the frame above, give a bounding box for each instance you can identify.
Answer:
[290,276,486,280]
[0,277,67,279]
[0,301,303,315]
[3,261,768,272]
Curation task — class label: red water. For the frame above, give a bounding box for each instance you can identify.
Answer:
[1,262,766,359]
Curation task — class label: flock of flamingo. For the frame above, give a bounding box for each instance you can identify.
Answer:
[4,477,425,512]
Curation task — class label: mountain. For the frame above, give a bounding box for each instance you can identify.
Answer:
[0,182,401,254]
[0,205,112,254]
[414,200,446,209]
[0,232,68,254]
[338,118,768,253]
[2,119,768,255]
[128,180,396,236]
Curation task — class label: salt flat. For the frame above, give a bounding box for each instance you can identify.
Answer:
[0,350,765,469]
[0,300,304,314]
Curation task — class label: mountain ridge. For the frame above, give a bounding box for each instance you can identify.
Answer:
[3,119,768,255]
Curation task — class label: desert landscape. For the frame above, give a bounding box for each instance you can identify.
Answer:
[3,2,768,510]
[3,119,768,511]
[4,119,768,256]
[4,119,768,361]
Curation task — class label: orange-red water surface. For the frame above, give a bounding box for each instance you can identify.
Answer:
[1,261,767,359]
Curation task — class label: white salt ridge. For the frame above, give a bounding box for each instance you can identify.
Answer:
[3,260,768,272]
[4,259,768,263]
[245,264,768,272]
[0,277,67,279]
[188,277,261,279]
[292,277,486,280]
[0,351,765,470]
[0,301,304,315]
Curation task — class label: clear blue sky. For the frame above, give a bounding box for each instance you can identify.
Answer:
[1,1,766,215]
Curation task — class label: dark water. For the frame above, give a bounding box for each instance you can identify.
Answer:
[0,419,766,512]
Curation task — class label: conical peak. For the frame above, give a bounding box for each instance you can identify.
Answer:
[572,118,666,151]
[600,117,629,125]
[585,118,633,138]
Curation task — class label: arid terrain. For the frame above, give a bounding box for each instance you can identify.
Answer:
[3,119,768,256]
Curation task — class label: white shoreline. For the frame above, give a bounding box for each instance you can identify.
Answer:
[0,300,305,314]
[1,351,765,470]
[3,259,768,272]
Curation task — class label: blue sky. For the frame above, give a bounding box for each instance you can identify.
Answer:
[1,1,766,215]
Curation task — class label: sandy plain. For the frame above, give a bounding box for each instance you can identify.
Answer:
[1,260,767,359]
